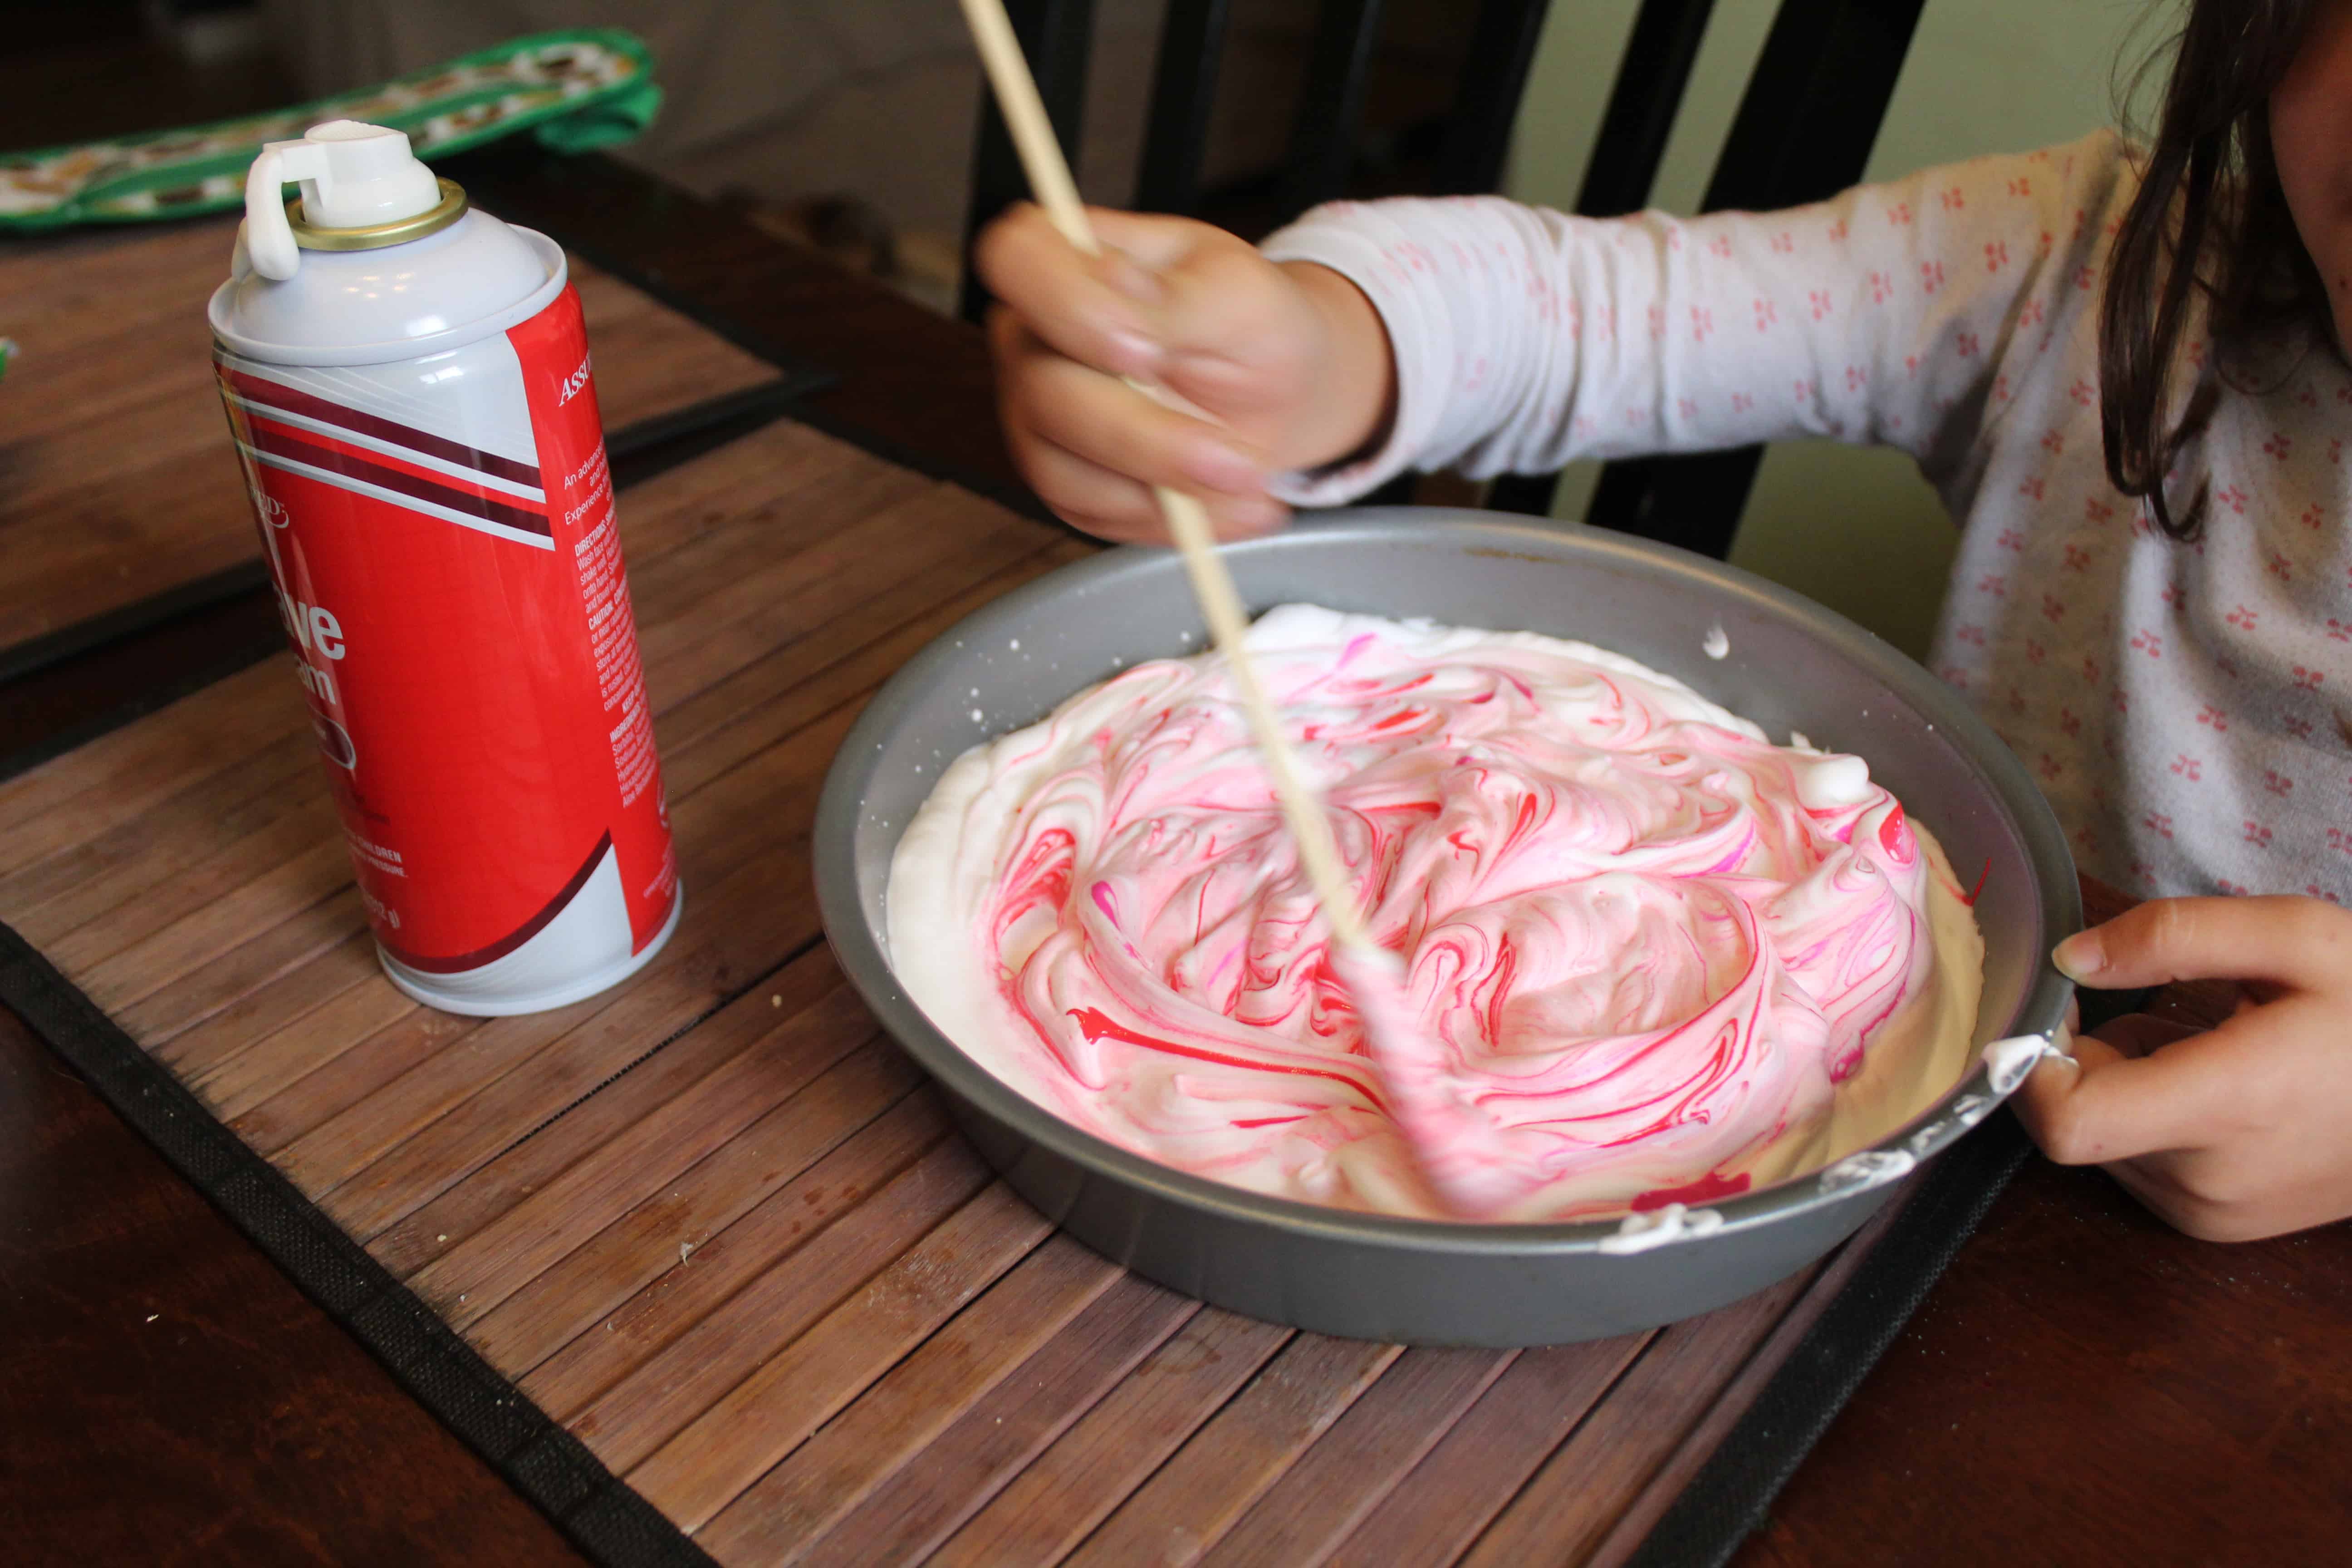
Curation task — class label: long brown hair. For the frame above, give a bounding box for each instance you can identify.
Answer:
[2099,0,2330,540]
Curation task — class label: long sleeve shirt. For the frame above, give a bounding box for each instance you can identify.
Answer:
[1259,130,2352,903]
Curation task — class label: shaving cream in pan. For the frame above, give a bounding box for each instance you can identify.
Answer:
[889,606,1983,1221]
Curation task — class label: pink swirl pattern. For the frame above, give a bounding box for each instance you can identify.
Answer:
[888,607,1983,1221]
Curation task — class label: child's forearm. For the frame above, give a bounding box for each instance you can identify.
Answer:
[1259,139,2129,505]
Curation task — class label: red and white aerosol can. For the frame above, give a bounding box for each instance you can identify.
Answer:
[208,120,680,1016]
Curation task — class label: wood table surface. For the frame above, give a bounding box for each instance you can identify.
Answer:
[4,145,2348,1567]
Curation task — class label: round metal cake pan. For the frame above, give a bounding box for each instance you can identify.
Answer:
[814,509,2077,1347]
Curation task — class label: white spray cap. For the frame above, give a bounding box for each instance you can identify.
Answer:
[241,120,445,281]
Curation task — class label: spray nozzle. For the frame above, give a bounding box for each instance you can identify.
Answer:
[242,120,446,282]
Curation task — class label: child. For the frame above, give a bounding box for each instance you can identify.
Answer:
[974,0,2352,1242]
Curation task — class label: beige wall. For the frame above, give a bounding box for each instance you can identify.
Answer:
[1502,0,2176,658]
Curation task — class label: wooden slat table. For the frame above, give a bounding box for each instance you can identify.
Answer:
[5,149,2348,1568]
[0,412,1927,1566]
[0,1001,586,1565]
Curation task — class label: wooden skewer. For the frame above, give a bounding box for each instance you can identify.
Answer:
[956,0,1505,1216]
[954,0,1375,955]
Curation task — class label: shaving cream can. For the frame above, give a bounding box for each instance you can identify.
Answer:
[206,121,680,1015]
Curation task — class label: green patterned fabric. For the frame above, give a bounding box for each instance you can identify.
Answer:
[0,29,658,232]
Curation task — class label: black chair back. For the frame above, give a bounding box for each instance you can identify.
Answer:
[962,0,1095,327]
[1487,0,1930,556]
[960,0,1553,322]
[960,0,1927,560]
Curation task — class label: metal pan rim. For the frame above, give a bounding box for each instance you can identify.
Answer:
[816,508,2076,1259]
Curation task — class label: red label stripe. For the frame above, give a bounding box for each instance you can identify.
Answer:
[234,402,539,514]
[242,421,554,539]
[226,367,543,488]
[382,833,613,972]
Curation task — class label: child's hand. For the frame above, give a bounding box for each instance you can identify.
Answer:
[2013,895,2352,1240]
[975,203,1392,544]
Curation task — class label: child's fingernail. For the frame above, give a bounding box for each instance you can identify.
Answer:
[1220,497,1286,538]
[1108,328,1161,371]
[1100,248,1165,304]
[1189,440,1263,493]
[2052,931,2103,980]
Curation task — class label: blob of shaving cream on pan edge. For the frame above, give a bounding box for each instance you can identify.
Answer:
[888,606,1984,1221]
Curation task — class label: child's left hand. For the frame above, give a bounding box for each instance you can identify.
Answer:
[2012,894,2352,1240]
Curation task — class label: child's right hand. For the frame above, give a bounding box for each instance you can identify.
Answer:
[975,203,1393,544]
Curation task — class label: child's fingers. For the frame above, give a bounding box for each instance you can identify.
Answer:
[2011,1027,2120,1157]
[975,205,1171,381]
[1144,240,1312,373]
[1007,423,1287,544]
[984,206,1309,392]
[994,310,1265,496]
[2088,1011,2201,1060]
[1004,336,1271,499]
[2010,1029,2176,1166]
[2010,1012,2260,1167]
[2104,1143,2308,1242]
[2054,895,2352,993]
[2098,1156,2240,1240]
[1082,207,1218,271]
[1004,426,1164,540]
